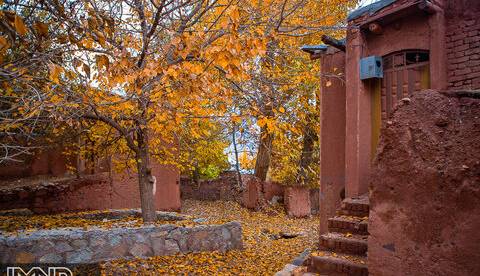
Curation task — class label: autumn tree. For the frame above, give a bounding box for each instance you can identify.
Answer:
[177,118,230,181]
[1,0,265,222]
[227,0,357,182]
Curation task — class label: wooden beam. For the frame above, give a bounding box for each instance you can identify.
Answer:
[368,22,383,34]
[321,35,346,52]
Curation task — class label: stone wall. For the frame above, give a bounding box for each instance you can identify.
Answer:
[0,222,242,264]
[445,0,480,89]
[368,90,480,275]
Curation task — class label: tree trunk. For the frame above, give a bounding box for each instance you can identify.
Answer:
[254,126,274,182]
[136,138,157,223]
[232,122,243,190]
[297,121,317,185]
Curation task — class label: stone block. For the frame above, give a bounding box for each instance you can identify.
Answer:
[66,249,93,263]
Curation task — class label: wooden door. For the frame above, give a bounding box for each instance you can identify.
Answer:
[381,50,430,122]
[371,50,430,158]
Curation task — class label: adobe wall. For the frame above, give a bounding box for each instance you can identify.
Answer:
[319,47,346,233]
[368,90,480,275]
[362,12,430,56]
[111,162,181,211]
[0,148,69,179]
[0,161,181,213]
[180,171,242,202]
[263,181,284,201]
[445,0,480,89]
[344,0,450,198]
[284,187,311,218]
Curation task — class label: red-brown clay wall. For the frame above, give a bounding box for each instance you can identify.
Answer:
[0,175,113,213]
[111,162,181,211]
[241,176,263,209]
[180,171,243,202]
[345,0,451,198]
[284,186,311,217]
[362,13,430,57]
[0,148,69,179]
[368,90,480,275]
[445,0,480,89]
[263,181,284,201]
[319,47,346,233]
[0,161,181,213]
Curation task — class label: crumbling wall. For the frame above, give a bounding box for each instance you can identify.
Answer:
[284,187,311,218]
[0,148,70,179]
[180,171,242,202]
[0,162,180,213]
[369,90,480,276]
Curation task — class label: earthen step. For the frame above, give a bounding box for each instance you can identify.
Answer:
[328,216,368,235]
[319,232,368,255]
[308,251,368,276]
[338,196,369,217]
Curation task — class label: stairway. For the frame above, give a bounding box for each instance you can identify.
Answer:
[307,194,369,276]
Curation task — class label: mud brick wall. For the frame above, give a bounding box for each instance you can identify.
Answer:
[369,90,480,275]
[284,187,311,218]
[180,171,242,202]
[0,163,181,214]
[0,221,242,264]
[445,0,480,89]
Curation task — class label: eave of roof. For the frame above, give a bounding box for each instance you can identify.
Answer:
[300,44,328,54]
[347,0,397,21]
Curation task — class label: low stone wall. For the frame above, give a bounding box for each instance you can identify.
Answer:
[0,222,242,264]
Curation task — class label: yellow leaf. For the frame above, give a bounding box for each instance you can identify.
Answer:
[0,36,10,51]
[96,31,106,47]
[48,63,63,84]
[33,21,48,37]
[96,55,109,70]
[278,107,285,113]
[14,15,28,36]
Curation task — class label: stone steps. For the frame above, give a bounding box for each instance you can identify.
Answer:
[302,194,369,276]
[308,251,368,276]
[328,216,368,235]
[338,196,369,217]
[319,232,368,255]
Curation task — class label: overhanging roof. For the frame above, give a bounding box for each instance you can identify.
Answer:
[347,0,397,21]
[300,45,328,55]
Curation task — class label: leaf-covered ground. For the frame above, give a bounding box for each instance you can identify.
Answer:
[0,200,319,274]
[0,210,198,234]
[102,200,319,275]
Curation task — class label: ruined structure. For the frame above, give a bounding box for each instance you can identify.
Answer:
[369,90,480,275]
[301,0,480,274]
[0,149,181,213]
